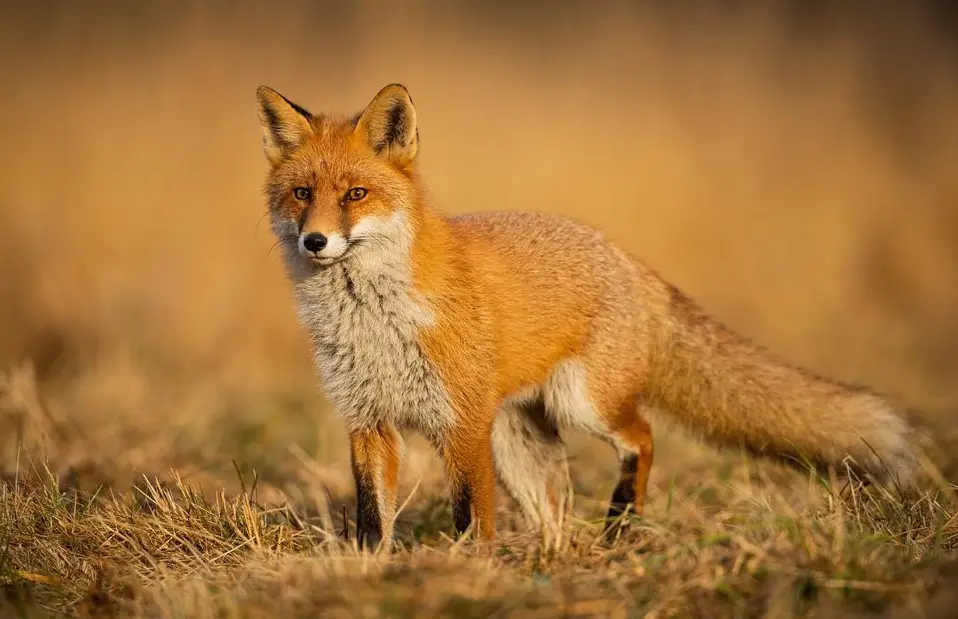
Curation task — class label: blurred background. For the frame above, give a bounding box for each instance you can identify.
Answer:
[1,0,957,506]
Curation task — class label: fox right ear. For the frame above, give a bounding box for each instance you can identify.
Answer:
[256,86,314,165]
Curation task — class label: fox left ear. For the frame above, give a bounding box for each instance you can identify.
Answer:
[256,85,314,166]
[353,84,419,167]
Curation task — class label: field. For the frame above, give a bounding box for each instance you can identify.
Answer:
[2,2,958,617]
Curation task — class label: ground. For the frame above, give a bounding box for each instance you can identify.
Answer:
[1,362,956,618]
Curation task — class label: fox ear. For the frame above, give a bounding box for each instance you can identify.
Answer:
[353,84,419,167]
[256,86,314,165]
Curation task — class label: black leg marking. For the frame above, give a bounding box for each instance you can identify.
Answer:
[354,473,382,550]
[451,482,473,536]
[604,453,638,537]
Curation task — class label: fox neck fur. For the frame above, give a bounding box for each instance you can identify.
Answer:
[284,201,461,444]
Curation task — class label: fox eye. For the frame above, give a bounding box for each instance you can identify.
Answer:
[293,187,312,201]
[345,187,367,202]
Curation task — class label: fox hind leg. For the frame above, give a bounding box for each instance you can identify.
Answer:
[539,359,654,540]
[603,410,654,539]
[492,398,572,536]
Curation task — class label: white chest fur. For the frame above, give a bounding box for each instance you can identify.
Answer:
[293,262,456,442]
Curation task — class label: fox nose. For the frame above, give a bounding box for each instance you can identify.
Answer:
[302,233,328,253]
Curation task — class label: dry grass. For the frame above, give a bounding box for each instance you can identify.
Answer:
[2,363,958,619]
[3,1,958,617]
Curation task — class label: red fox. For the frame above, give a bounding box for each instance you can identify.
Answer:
[255,83,920,549]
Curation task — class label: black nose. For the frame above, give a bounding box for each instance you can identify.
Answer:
[302,233,327,253]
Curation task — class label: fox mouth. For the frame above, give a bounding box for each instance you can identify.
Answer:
[302,238,364,267]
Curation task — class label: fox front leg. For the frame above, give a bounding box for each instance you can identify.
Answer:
[349,424,402,551]
[442,424,498,541]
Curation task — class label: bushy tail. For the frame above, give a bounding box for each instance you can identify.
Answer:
[646,286,920,485]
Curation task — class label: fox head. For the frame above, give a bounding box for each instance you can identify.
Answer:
[256,84,421,270]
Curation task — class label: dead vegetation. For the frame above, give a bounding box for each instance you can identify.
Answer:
[1,363,957,618]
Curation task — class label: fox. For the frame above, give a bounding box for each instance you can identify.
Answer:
[255,83,920,550]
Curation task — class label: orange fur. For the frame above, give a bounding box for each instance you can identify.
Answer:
[256,84,920,547]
